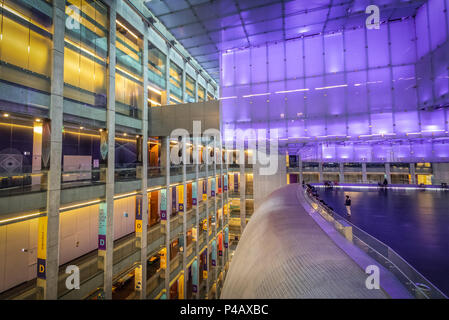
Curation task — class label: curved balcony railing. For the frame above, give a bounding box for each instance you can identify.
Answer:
[303,184,447,299]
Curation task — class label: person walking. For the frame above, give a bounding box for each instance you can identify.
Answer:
[344,195,352,216]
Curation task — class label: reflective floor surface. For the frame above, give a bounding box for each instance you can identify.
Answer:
[318,187,449,296]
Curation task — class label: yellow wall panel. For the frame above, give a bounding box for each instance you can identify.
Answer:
[1,16,29,69]
[29,31,51,77]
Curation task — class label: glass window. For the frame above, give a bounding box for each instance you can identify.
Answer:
[0,0,53,94]
[185,74,195,103]
[148,43,165,90]
[198,84,205,101]
[169,61,182,103]
[63,0,108,109]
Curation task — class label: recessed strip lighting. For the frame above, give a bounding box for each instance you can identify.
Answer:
[219,96,237,100]
[0,3,29,22]
[170,95,182,103]
[242,92,270,98]
[116,20,139,40]
[0,212,43,225]
[315,84,348,90]
[422,129,444,132]
[64,38,106,62]
[148,98,161,106]
[116,66,142,82]
[60,199,101,211]
[275,88,309,94]
[148,85,162,95]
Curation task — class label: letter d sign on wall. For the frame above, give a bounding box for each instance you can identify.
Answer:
[98,202,107,250]
[37,216,47,280]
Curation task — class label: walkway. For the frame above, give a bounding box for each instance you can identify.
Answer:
[221,184,388,298]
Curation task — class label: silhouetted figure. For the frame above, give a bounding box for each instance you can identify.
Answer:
[344,195,352,216]
[383,178,388,188]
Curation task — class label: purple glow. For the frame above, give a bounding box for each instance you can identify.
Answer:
[220,14,449,162]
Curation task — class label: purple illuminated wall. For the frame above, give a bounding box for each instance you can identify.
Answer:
[220,0,449,162]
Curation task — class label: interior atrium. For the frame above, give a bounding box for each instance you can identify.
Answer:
[0,0,448,302]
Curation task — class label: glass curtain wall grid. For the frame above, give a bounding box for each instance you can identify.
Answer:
[63,0,108,110]
[220,0,449,163]
[0,0,53,96]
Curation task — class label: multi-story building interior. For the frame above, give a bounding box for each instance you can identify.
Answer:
[0,0,449,301]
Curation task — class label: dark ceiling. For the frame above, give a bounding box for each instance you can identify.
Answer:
[144,0,426,83]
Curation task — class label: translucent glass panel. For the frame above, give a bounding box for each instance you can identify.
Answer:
[234,49,250,85]
[291,141,449,162]
[250,46,267,84]
[367,27,389,68]
[367,68,391,113]
[390,19,415,65]
[221,51,234,87]
[392,65,417,112]
[148,43,166,89]
[268,42,284,82]
[347,114,370,136]
[415,3,430,59]
[63,0,108,108]
[428,0,447,52]
[324,33,343,74]
[420,109,446,132]
[416,56,433,105]
[371,112,393,135]
[395,111,419,134]
[326,117,346,136]
[325,73,345,116]
[285,39,303,80]
[344,28,366,72]
[414,0,449,108]
[346,71,368,114]
[432,42,449,98]
[0,0,53,94]
[304,36,323,77]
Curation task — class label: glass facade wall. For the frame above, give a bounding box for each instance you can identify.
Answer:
[169,61,182,103]
[63,0,108,109]
[198,84,205,102]
[220,0,449,163]
[115,17,143,118]
[185,74,195,103]
[148,42,165,90]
